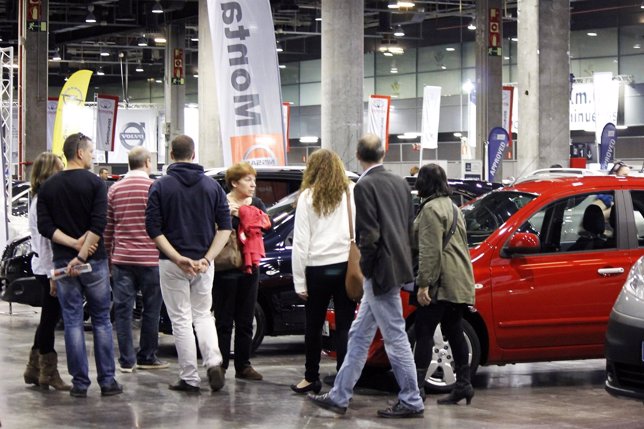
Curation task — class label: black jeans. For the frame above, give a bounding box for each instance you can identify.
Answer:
[212,268,259,372]
[414,300,469,370]
[304,262,357,382]
[32,275,62,354]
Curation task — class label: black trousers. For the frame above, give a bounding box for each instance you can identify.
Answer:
[31,275,62,354]
[414,300,469,370]
[212,268,259,372]
[304,262,357,382]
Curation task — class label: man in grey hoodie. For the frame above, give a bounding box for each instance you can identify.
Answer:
[145,135,232,393]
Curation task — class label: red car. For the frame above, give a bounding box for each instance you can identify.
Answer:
[324,175,644,392]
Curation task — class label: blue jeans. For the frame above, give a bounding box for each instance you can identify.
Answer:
[55,259,116,390]
[328,278,424,411]
[112,264,162,367]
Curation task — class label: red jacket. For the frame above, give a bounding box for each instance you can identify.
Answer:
[238,205,271,274]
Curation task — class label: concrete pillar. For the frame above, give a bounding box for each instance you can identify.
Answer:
[517,0,570,175]
[164,23,186,164]
[321,0,363,171]
[22,0,49,179]
[475,0,503,180]
[198,0,223,168]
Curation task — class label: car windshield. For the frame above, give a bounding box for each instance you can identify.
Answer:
[461,191,536,247]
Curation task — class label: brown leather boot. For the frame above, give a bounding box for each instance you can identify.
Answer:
[24,348,40,386]
[39,352,71,391]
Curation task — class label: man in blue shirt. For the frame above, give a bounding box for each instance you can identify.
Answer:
[146,135,232,393]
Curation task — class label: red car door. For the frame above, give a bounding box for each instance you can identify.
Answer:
[489,190,630,362]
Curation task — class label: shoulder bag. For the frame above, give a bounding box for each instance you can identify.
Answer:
[214,229,244,272]
[344,188,364,302]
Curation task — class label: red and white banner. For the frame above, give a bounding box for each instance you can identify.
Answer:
[282,102,291,152]
[208,0,285,166]
[46,97,58,151]
[501,85,514,144]
[367,95,391,151]
[421,86,441,149]
[96,94,119,152]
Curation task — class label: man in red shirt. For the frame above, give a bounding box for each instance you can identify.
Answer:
[104,147,168,373]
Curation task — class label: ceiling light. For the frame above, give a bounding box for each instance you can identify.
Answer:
[467,20,476,31]
[383,51,393,57]
[191,37,199,42]
[446,47,455,52]
[390,67,398,74]
[299,136,319,144]
[634,44,641,49]
[152,1,163,14]
[393,25,405,37]
[398,132,420,139]
[462,80,474,93]
[135,65,144,72]
[587,32,598,37]
[453,132,462,137]
[276,41,283,52]
[511,37,518,42]
[64,76,69,81]
[641,0,644,9]
[504,56,510,60]
[96,67,105,76]
[155,78,162,83]
[154,36,167,44]
[279,64,286,69]
[397,1,414,7]
[388,1,399,9]
[193,74,198,78]
[440,64,447,70]
[52,48,61,61]
[100,46,109,57]
[315,17,322,22]
[137,36,148,47]
[85,5,97,23]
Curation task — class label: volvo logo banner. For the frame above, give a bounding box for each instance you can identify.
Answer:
[119,122,146,150]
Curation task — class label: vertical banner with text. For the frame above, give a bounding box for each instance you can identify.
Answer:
[51,70,93,158]
[96,94,119,152]
[208,0,285,166]
[421,86,441,149]
[46,97,58,151]
[593,72,618,144]
[282,102,291,152]
[367,95,391,151]
[487,127,509,182]
[599,123,617,171]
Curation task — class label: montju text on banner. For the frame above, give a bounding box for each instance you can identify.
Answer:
[208,0,285,166]
[51,69,93,158]
[421,86,441,149]
[367,95,391,151]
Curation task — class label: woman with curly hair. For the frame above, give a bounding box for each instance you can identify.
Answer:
[290,149,357,394]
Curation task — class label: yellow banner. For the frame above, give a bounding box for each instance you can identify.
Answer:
[51,70,93,159]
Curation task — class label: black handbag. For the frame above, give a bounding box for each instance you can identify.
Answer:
[409,202,459,306]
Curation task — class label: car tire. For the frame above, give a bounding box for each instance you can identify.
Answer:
[407,319,480,393]
[251,303,266,353]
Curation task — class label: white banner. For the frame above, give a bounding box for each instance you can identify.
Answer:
[208,0,285,166]
[282,102,290,152]
[46,98,57,151]
[467,90,476,149]
[96,95,119,152]
[501,86,514,139]
[593,72,618,143]
[107,109,157,164]
[367,95,391,150]
[421,86,441,149]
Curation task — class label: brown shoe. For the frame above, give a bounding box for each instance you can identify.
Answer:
[235,366,263,381]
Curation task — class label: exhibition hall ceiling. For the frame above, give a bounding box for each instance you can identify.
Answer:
[0,0,640,87]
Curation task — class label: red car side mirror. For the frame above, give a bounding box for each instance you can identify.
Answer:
[505,232,540,256]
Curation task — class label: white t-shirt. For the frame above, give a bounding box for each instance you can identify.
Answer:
[291,183,356,294]
[29,195,54,277]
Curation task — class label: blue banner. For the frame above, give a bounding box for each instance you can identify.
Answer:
[599,123,617,171]
[487,127,510,182]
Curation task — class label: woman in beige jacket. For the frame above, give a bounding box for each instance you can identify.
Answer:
[413,163,475,405]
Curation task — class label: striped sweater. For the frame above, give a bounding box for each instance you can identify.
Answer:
[104,170,159,266]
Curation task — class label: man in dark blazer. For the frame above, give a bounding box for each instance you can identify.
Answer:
[308,134,424,418]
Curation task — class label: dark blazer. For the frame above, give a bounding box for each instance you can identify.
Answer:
[354,165,415,295]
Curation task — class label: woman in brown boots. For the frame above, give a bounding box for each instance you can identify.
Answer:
[23,152,71,391]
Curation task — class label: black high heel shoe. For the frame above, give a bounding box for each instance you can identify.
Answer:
[436,384,474,405]
[290,379,322,394]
